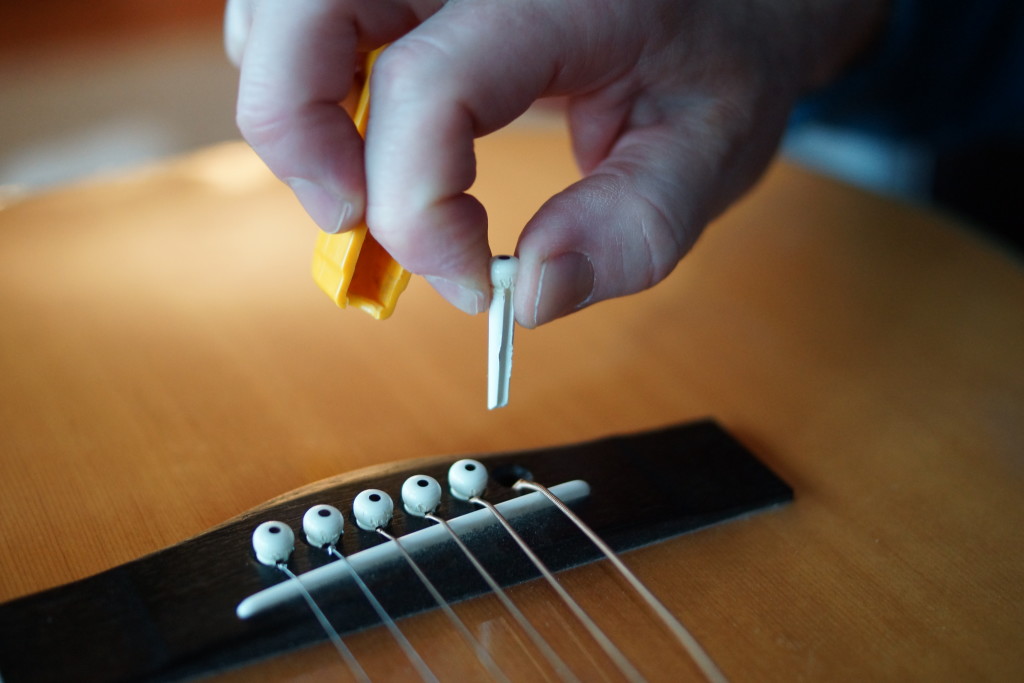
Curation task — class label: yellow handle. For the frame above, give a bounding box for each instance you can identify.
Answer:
[311,47,411,320]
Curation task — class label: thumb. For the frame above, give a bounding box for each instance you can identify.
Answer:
[514,97,784,327]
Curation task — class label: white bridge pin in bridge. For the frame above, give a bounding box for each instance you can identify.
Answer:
[249,520,367,682]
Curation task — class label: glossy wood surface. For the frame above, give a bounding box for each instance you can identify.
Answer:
[1,115,1022,681]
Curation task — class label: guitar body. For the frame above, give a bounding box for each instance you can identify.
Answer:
[0,119,1021,680]
[0,421,792,681]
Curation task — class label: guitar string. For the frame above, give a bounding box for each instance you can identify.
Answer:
[469,496,646,683]
[375,527,511,683]
[424,512,579,683]
[513,480,729,683]
[277,563,370,683]
[325,546,438,683]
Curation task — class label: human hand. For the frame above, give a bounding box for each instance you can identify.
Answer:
[227,0,885,326]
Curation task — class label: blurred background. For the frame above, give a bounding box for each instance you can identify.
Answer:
[0,1,236,200]
[0,1,1018,254]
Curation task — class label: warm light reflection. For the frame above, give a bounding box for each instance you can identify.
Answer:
[0,184,29,211]
[182,142,278,195]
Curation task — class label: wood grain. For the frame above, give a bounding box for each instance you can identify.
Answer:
[1,113,1022,680]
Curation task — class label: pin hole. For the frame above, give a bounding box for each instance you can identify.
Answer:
[497,255,512,260]
[490,464,533,488]
[417,479,429,487]
[268,526,281,534]
[318,509,331,517]
[369,493,381,502]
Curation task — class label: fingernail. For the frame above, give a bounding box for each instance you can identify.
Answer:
[425,276,487,315]
[533,252,594,325]
[284,177,357,233]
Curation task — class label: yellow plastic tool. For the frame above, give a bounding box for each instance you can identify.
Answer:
[311,48,411,320]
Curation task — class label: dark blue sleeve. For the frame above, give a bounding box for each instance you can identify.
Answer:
[793,0,1024,153]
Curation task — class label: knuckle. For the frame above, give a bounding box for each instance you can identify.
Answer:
[635,193,689,281]
[598,173,689,290]
[235,100,289,148]
[372,36,453,101]
[366,200,410,237]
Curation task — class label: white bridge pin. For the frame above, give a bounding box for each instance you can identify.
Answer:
[302,503,438,681]
[418,470,577,681]
[303,504,344,548]
[252,521,295,566]
[250,518,368,682]
[359,483,509,682]
[353,489,394,531]
[448,459,487,501]
[488,255,518,410]
[402,475,442,516]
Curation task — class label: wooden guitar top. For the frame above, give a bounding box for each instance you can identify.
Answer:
[0,115,1021,680]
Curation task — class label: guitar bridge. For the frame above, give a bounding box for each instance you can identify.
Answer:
[0,419,792,682]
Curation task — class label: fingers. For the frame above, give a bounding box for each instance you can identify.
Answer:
[235,0,363,232]
[365,5,557,308]
[230,0,678,318]
[514,91,787,328]
[364,1,598,311]
[228,0,792,323]
[513,137,696,329]
[233,0,431,233]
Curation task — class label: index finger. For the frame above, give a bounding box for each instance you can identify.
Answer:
[364,1,568,311]
[234,0,433,232]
